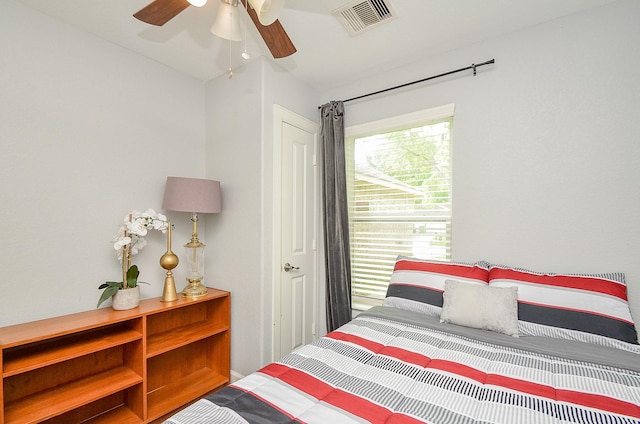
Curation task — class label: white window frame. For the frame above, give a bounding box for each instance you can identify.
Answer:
[346,104,455,311]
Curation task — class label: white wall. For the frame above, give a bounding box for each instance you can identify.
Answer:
[322,0,640,324]
[204,57,319,377]
[3,0,639,380]
[203,60,264,379]
[0,1,206,326]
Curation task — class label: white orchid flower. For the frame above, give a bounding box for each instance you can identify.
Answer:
[152,214,169,232]
[112,208,169,262]
[141,208,158,218]
[127,219,148,236]
[113,236,132,251]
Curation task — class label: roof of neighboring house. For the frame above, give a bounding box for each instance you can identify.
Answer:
[355,165,426,197]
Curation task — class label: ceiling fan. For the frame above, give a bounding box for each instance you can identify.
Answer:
[133,0,297,58]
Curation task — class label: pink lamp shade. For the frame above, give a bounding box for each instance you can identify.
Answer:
[162,177,221,214]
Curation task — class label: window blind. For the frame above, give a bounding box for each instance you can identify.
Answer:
[346,113,453,305]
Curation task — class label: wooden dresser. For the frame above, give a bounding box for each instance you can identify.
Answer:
[0,288,230,424]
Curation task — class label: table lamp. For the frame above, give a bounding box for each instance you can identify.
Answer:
[162,177,222,298]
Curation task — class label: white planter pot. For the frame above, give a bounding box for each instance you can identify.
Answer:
[112,286,140,310]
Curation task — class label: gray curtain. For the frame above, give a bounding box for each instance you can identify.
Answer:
[320,101,352,332]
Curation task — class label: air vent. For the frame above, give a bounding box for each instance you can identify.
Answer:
[333,0,396,36]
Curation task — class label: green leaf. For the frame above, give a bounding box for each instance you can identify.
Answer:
[126,265,140,288]
[97,265,140,307]
[97,285,120,308]
[98,281,121,290]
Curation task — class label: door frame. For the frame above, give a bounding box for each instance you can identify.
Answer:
[271,104,320,361]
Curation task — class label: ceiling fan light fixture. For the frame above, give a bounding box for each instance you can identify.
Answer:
[247,0,284,26]
[187,0,208,6]
[210,0,242,41]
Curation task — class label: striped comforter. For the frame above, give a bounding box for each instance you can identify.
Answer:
[166,306,640,424]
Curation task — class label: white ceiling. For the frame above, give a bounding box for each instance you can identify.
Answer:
[17,0,617,91]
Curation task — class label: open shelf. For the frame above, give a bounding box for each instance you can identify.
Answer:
[146,333,230,421]
[4,367,141,424]
[147,368,228,421]
[146,321,228,358]
[41,390,143,424]
[3,324,142,377]
[82,406,142,424]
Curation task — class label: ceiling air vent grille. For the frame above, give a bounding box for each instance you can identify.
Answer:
[333,0,396,36]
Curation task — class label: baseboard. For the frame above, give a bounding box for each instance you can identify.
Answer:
[230,369,245,383]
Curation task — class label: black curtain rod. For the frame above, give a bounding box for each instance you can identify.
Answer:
[318,59,495,109]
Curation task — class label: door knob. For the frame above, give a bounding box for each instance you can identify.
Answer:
[283,262,299,272]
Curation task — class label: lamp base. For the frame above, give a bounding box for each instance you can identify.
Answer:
[182,279,208,298]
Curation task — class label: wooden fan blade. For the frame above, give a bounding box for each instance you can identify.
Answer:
[134,0,190,26]
[240,0,296,58]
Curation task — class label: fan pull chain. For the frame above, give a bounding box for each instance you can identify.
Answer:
[227,0,235,78]
[228,38,233,78]
[242,0,250,60]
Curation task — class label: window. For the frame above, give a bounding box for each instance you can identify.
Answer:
[346,105,454,309]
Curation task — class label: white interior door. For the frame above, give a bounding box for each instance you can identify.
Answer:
[273,106,319,360]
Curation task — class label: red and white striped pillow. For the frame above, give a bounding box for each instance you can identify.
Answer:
[488,265,639,350]
[383,256,490,317]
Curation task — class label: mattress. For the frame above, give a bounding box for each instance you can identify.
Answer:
[165,306,640,423]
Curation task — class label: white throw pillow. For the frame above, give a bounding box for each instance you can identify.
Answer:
[440,279,519,337]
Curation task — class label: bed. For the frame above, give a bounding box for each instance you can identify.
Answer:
[166,257,640,424]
